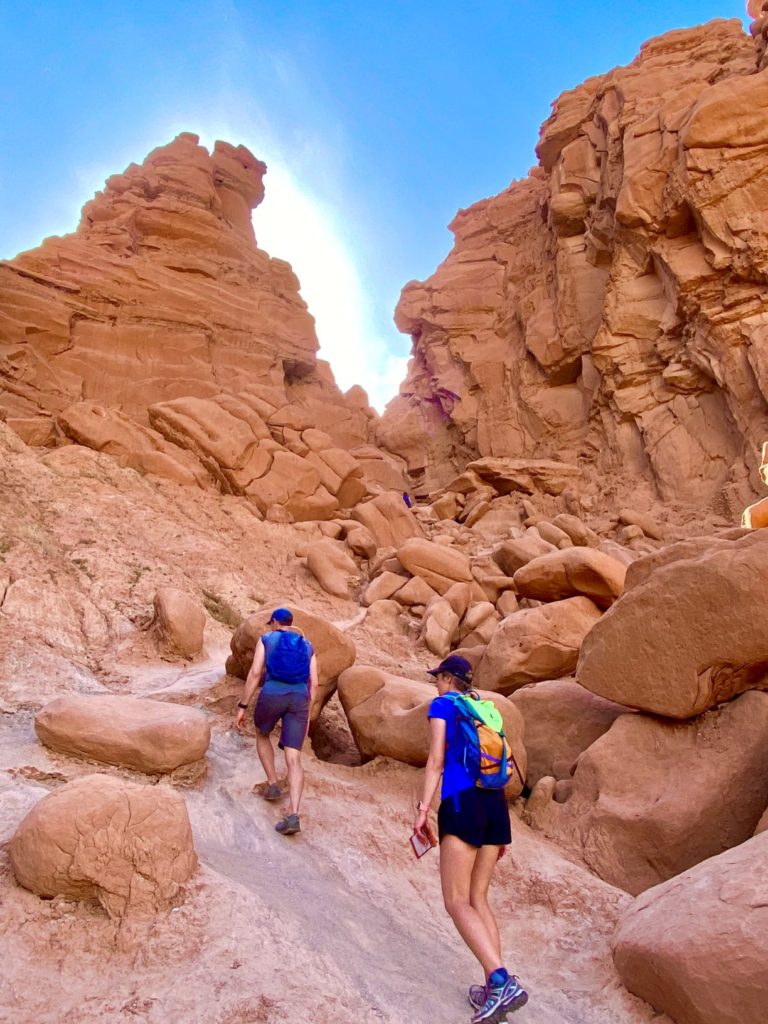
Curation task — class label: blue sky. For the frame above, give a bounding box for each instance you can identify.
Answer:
[0,1,750,409]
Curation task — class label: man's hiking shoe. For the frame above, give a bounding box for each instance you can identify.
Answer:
[471,976,528,1023]
[262,783,281,801]
[275,813,301,836]
[468,984,486,1011]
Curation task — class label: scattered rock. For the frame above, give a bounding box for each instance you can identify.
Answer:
[546,691,768,895]
[306,539,359,600]
[153,587,206,659]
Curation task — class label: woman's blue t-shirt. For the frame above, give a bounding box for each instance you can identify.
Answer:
[428,693,475,801]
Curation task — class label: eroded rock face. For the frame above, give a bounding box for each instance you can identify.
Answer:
[613,831,768,1024]
[380,20,768,519]
[546,691,768,895]
[577,529,768,718]
[35,695,211,773]
[9,774,197,919]
[0,134,395,520]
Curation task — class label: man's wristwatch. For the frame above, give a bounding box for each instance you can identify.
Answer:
[237,702,248,710]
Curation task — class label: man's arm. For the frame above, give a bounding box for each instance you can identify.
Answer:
[308,653,319,702]
[235,639,265,731]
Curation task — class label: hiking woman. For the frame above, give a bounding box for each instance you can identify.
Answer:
[413,654,528,1023]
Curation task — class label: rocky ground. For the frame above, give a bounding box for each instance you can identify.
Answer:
[0,423,675,1024]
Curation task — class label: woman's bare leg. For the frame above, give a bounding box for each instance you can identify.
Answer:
[440,835,503,976]
[469,844,503,967]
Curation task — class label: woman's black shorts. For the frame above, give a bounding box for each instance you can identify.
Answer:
[438,787,511,848]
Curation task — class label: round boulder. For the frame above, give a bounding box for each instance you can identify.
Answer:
[10,773,197,919]
[153,587,206,658]
[35,695,211,774]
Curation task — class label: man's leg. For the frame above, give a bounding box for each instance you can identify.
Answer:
[283,745,304,816]
[255,731,278,786]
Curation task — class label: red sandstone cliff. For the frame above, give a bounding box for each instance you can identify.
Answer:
[379,18,768,518]
[0,134,405,518]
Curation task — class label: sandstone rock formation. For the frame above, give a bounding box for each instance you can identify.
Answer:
[379,19,768,521]
[35,695,211,773]
[513,547,626,609]
[0,134,407,521]
[226,605,356,721]
[152,586,206,658]
[474,597,603,693]
[10,774,197,919]
[578,529,768,718]
[544,691,768,895]
[613,830,768,1024]
[508,677,625,786]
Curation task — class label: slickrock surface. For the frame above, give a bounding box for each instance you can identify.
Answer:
[381,19,768,520]
[613,830,768,1024]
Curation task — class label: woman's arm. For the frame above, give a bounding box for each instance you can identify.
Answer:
[413,717,446,842]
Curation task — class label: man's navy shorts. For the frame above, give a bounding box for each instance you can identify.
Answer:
[438,786,511,848]
[253,689,309,750]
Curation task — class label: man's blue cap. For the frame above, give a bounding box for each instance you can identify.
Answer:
[270,607,293,624]
[427,654,473,683]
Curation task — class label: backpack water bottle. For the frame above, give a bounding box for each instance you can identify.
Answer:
[265,631,311,685]
[449,692,523,790]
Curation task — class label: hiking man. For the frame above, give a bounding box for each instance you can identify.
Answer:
[235,608,318,836]
[413,654,528,1021]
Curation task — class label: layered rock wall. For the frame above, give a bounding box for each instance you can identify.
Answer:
[380,19,768,518]
[0,134,404,519]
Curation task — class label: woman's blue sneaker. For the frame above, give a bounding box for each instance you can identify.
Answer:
[471,975,528,1023]
[468,984,486,1011]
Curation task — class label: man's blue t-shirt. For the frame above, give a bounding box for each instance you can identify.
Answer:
[428,693,475,801]
[261,631,314,696]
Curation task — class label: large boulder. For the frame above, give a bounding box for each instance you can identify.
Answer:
[226,605,356,722]
[337,665,526,797]
[351,491,425,548]
[545,691,768,895]
[475,597,602,694]
[514,548,627,609]
[396,538,473,595]
[306,539,360,600]
[577,530,768,718]
[153,587,206,659]
[9,774,197,919]
[508,678,625,786]
[34,695,211,773]
[613,831,768,1024]
[492,530,556,576]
